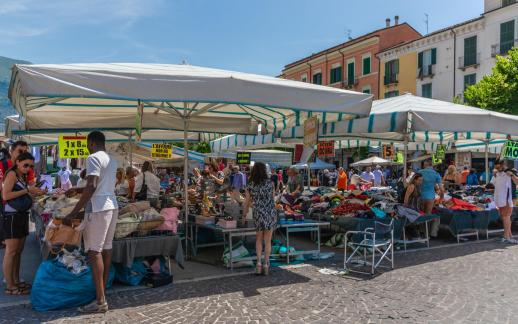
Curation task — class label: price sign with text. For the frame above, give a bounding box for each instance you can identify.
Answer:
[383,144,394,159]
[502,140,518,160]
[303,116,319,147]
[317,141,335,158]
[236,152,251,164]
[151,144,173,159]
[58,136,89,158]
[435,144,446,160]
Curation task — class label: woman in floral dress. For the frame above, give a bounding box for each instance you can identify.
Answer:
[243,162,277,275]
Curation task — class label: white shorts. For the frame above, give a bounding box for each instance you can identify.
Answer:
[83,209,118,253]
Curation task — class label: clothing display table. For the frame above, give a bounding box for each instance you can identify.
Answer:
[112,235,184,268]
[189,219,329,270]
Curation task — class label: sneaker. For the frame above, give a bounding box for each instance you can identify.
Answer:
[78,300,108,313]
[501,238,508,243]
[506,238,518,244]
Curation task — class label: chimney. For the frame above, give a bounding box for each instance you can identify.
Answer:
[386,18,391,28]
[394,15,399,25]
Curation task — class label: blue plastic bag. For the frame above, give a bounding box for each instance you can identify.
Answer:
[31,259,115,312]
[114,258,148,286]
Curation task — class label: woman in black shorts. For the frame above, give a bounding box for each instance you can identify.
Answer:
[2,152,44,295]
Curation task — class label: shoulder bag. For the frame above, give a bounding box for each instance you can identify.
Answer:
[135,173,148,201]
[7,174,33,212]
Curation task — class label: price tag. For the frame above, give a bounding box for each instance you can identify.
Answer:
[317,141,335,158]
[151,144,173,159]
[58,136,90,158]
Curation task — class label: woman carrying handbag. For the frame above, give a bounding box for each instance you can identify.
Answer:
[2,152,45,295]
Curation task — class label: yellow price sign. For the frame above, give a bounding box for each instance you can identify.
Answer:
[58,135,89,158]
[151,143,173,159]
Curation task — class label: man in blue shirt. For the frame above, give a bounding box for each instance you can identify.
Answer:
[231,166,246,191]
[418,160,444,238]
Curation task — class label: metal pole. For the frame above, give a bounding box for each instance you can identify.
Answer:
[403,138,408,182]
[183,118,189,256]
[484,140,489,185]
[128,134,133,167]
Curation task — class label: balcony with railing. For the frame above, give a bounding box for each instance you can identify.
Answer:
[458,53,481,70]
[384,74,398,86]
[417,64,436,79]
[491,39,518,57]
[344,76,359,88]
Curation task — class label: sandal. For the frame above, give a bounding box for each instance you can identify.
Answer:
[5,287,30,295]
[17,282,31,290]
[255,263,262,275]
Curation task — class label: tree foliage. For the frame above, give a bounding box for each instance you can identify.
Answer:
[464,48,518,115]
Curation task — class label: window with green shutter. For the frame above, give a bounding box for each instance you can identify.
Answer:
[347,62,355,86]
[384,59,399,85]
[362,57,371,75]
[362,88,371,94]
[464,74,476,90]
[418,48,437,77]
[421,83,432,98]
[500,20,515,54]
[329,66,342,84]
[464,36,477,66]
[312,72,322,85]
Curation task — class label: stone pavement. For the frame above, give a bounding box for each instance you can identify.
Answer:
[2,240,518,323]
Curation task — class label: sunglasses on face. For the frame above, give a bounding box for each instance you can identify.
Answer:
[22,163,34,169]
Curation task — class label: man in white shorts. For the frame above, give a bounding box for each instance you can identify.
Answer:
[64,131,118,313]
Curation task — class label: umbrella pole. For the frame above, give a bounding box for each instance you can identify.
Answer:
[183,118,189,257]
[128,134,133,167]
[484,140,489,185]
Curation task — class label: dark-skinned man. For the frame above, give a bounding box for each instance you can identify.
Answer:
[64,131,118,313]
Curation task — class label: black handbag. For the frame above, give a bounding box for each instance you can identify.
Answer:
[7,176,33,212]
[135,173,148,201]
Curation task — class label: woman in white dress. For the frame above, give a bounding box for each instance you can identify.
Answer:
[491,160,518,243]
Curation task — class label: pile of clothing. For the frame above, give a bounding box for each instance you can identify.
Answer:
[439,186,496,211]
[115,201,178,239]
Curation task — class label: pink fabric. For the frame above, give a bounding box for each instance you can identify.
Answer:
[156,207,179,233]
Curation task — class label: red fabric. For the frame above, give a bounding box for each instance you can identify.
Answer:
[449,198,478,211]
[0,160,35,184]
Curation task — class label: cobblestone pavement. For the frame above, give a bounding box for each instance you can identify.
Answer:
[2,240,518,323]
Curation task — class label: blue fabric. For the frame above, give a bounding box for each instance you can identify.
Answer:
[31,259,115,312]
[418,167,442,200]
[114,258,148,286]
[231,172,247,190]
[467,174,479,186]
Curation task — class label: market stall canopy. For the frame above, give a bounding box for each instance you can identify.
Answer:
[207,133,293,152]
[351,156,394,168]
[8,63,372,134]
[5,115,199,145]
[293,158,336,170]
[278,94,518,142]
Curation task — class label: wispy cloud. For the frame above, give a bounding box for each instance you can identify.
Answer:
[0,0,30,14]
[0,27,50,38]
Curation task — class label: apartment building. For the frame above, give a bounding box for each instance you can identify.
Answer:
[280,17,421,99]
[378,0,518,100]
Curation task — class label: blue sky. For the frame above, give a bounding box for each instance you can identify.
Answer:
[0,0,483,76]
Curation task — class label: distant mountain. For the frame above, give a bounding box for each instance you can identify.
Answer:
[0,56,31,131]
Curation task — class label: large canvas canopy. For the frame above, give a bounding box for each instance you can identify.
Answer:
[8,63,372,134]
[5,115,199,145]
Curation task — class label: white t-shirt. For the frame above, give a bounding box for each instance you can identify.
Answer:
[86,151,118,213]
[77,178,87,188]
[116,179,129,196]
[491,172,513,208]
[350,174,362,186]
[373,170,384,186]
[361,171,375,183]
[58,169,72,183]
[135,171,161,199]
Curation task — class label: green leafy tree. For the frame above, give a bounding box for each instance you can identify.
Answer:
[464,48,518,114]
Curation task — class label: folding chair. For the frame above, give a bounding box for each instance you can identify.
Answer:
[344,219,394,275]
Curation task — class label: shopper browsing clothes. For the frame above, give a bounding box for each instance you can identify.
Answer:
[242,162,276,276]
[491,160,518,244]
[285,167,303,198]
[360,166,375,186]
[134,161,161,208]
[336,167,348,193]
[372,165,385,187]
[418,160,444,238]
[64,131,118,313]
[2,152,45,296]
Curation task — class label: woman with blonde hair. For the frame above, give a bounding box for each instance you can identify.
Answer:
[443,165,459,184]
[115,168,129,196]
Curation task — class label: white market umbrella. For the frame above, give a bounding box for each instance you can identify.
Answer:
[8,63,372,254]
[351,156,394,168]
